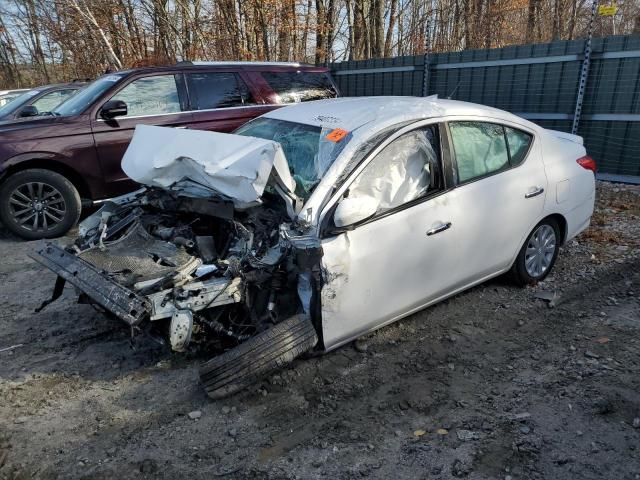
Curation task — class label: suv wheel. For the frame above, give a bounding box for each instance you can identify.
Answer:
[0,169,81,240]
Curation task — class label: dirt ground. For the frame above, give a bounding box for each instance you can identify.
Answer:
[0,181,639,480]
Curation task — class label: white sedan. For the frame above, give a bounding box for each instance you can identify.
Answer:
[32,97,596,398]
[236,97,595,348]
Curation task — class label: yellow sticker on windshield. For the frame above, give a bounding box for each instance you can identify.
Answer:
[325,128,349,142]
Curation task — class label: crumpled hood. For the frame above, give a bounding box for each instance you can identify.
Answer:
[122,125,298,209]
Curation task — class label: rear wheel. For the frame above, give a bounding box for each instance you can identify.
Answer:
[510,218,561,286]
[199,314,318,399]
[0,169,81,240]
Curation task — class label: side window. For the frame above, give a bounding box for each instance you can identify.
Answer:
[31,89,76,113]
[348,127,441,214]
[261,72,336,103]
[186,72,254,110]
[110,75,181,117]
[449,122,509,183]
[505,127,533,166]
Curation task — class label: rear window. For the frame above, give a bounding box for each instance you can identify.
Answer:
[505,127,533,166]
[187,72,255,110]
[261,71,336,104]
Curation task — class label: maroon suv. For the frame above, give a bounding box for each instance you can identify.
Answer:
[0,62,337,239]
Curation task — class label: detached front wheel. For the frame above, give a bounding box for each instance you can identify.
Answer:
[0,169,81,239]
[199,314,318,399]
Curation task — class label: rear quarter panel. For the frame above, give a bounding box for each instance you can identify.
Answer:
[539,131,595,241]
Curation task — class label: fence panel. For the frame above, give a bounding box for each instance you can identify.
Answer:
[330,34,640,178]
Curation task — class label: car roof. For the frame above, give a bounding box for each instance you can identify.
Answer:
[34,82,86,90]
[114,61,329,77]
[264,97,544,224]
[262,96,539,133]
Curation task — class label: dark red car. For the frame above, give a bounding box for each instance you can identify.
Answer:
[0,62,338,239]
[0,82,86,121]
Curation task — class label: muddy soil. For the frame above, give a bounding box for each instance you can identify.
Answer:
[1,181,639,480]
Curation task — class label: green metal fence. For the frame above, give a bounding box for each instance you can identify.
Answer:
[330,35,640,180]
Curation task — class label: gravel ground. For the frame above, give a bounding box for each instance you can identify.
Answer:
[0,181,639,480]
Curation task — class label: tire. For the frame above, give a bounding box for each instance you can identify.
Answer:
[199,314,318,399]
[0,169,81,240]
[509,217,561,286]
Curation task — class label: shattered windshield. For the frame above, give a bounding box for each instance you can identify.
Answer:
[235,117,351,198]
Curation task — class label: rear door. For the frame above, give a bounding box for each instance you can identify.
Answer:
[442,120,546,287]
[186,70,275,132]
[90,73,192,195]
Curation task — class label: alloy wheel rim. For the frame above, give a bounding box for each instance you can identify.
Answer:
[524,224,556,278]
[8,182,66,232]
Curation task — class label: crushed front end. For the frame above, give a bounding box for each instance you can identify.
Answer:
[29,125,330,398]
[31,187,314,353]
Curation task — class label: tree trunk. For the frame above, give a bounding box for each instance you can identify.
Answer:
[384,0,398,57]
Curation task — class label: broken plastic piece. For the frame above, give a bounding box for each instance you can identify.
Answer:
[195,264,217,277]
[195,236,217,263]
[169,309,193,352]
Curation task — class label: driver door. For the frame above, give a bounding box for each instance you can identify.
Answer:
[91,73,192,196]
[319,125,460,350]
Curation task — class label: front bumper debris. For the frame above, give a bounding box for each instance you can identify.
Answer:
[29,243,150,326]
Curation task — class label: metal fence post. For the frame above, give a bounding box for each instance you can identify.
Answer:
[422,18,432,97]
[572,0,599,134]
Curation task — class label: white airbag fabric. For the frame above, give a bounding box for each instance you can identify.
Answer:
[122,125,296,205]
[348,129,435,211]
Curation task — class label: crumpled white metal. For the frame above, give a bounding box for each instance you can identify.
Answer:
[122,125,296,206]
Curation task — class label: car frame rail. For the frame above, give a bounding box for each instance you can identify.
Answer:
[29,243,150,325]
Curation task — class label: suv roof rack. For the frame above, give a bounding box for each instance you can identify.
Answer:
[176,61,310,67]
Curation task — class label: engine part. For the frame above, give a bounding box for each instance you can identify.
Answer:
[169,309,193,351]
[148,277,243,320]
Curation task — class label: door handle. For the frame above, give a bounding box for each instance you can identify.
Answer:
[174,126,188,129]
[426,222,452,236]
[525,187,544,198]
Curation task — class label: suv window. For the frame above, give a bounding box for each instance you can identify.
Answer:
[348,127,441,214]
[110,75,181,117]
[261,71,335,103]
[186,72,254,110]
[32,89,77,113]
[449,122,510,183]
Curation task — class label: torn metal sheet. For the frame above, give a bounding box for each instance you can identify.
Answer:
[78,221,198,285]
[122,125,297,207]
[148,277,243,320]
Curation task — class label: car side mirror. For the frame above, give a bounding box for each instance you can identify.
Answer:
[100,100,127,120]
[333,195,379,228]
[18,105,39,118]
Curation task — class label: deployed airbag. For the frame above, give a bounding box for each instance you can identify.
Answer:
[122,125,296,205]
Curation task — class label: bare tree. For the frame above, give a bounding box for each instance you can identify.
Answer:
[1,0,639,88]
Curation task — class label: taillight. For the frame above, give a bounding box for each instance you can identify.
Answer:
[577,155,596,173]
